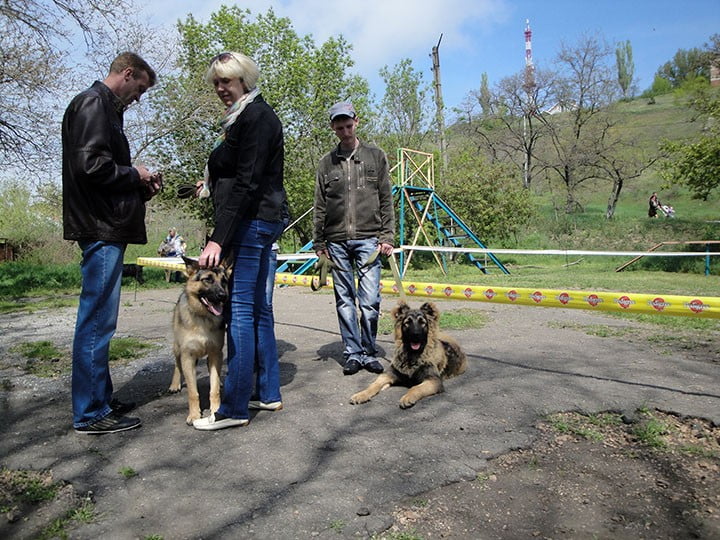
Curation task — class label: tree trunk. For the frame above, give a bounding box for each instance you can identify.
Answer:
[606,176,623,219]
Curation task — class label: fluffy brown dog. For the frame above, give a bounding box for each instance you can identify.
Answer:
[350,300,467,408]
[168,256,233,424]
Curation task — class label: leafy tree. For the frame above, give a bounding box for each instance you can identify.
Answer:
[440,146,534,243]
[478,73,492,117]
[641,74,674,99]
[148,6,370,244]
[0,180,61,256]
[660,86,720,200]
[615,40,635,98]
[656,47,708,87]
[377,58,431,152]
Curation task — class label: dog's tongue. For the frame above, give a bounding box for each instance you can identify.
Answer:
[411,342,421,351]
[201,297,223,316]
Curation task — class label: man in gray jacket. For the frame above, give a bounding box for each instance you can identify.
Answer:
[313,102,395,375]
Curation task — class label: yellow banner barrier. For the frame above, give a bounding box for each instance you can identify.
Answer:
[137,258,719,319]
[276,272,720,319]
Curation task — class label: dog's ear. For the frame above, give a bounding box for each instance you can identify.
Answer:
[182,256,200,277]
[391,300,410,320]
[219,250,235,277]
[420,302,440,322]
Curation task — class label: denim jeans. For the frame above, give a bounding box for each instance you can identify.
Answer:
[218,219,284,419]
[72,240,126,427]
[327,238,382,363]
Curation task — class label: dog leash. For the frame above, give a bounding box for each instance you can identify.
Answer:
[388,253,407,300]
[311,254,344,291]
[312,248,406,299]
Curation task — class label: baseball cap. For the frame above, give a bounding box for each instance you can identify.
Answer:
[329,102,356,121]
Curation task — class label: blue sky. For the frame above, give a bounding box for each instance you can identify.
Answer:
[145,0,719,116]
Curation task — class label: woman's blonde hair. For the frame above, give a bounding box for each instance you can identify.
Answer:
[205,52,260,90]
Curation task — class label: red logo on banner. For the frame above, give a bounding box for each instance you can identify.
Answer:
[484,289,496,299]
[444,286,453,297]
[617,296,633,309]
[424,285,434,295]
[650,298,670,312]
[464,287,474,298]
[408,284,417,294]
[558,292,571,305]
[586,294,601,307]
[506,290,519,301]
[530,291,545,303]
[687,299,707,314]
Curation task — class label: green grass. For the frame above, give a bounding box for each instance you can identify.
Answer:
[632,418,671,448]
[546,414,604,442]
[10,341,67,378]
[108,337,157,363]
[118,467,138,479]
[10,337,158,378]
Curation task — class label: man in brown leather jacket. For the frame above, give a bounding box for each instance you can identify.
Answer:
[62,52,161,434]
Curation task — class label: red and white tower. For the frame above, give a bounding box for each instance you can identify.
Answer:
[523,18,535,93]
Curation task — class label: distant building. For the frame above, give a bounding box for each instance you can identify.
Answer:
[711,62,720,87]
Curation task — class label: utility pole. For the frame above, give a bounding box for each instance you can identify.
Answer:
[431,34,448,173]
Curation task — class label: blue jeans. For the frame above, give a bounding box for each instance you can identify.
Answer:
[327,239,382,363]
[218,219,284,419]
[72,240,126,427]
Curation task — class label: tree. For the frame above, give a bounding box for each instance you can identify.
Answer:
[440,146,533,244]
[148,6,370,243]
[656,47,708,87]
[660,86,720,200]
[491,68,555,188]
[478,73,492,117]
[0,0,138,175]
[534,35,620,212]
[378,58,431,151]
[615,40,635,99]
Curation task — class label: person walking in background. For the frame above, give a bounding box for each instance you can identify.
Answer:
[648,192,660,218]
[62,52,161,434]
[193,52,287,431]
[313,102,395,376]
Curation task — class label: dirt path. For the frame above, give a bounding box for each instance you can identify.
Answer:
[0,285,719,539]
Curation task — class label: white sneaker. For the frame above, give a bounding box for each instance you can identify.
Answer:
[248,401,283,411]
[192,413,249,431]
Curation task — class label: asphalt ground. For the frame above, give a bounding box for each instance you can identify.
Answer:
[0,284,718,539]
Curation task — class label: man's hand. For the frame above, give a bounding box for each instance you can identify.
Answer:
[315,249,329,259]
[136,165,162,198]
[379,242,394,257]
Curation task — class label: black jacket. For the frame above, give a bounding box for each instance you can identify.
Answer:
[62,81,148,244]
[207,94,285,247]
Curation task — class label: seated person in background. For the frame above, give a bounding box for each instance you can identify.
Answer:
[158,227,186,257]
[158,227,186,282]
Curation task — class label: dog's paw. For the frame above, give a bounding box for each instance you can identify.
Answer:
[168,385,181,394]
[349,392,370,405]
[186,413,200,425]
[399,396,416,409]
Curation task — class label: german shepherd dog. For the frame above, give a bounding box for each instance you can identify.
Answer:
[168,255,233,424]
[350,300,467,409]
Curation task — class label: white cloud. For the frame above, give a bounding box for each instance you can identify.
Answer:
[151,0,507,72]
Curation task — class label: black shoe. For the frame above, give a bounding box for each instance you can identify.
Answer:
[75,413,141,434]
[364,360,384,374]
[110,399,136,415]
[343,358,362,376]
